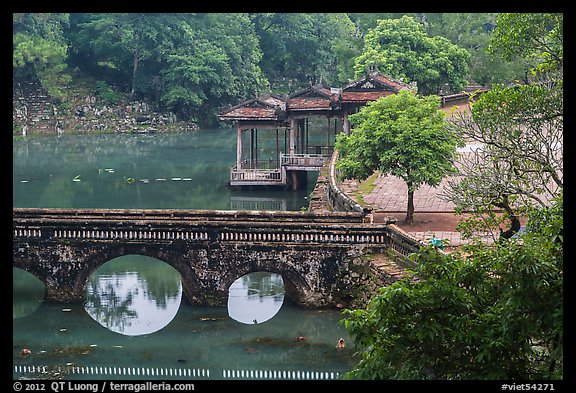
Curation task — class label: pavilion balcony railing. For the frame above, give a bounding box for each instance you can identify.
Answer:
[301,146,334,157]
[230,164,283,183]
[280,153,328,168]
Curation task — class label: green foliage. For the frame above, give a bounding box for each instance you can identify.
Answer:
[353,15,469,95]
[94,81,123,105]
[251,13,359,92]
[489,13,563,74]
[343,195,563,379]
[15,12,561,126]
[336,90,459,222]
[13,13,71,98]
[443,76,562,240]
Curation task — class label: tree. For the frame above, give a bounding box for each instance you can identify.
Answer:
[442,77,563,240]
[421,13,531,86]
[343,194,563,380]
[335,90,460,223]
[488,13,563,75]
[160,13,264,125]
[353,15,469,95]
[250,13,359,92]
[13,13,71,98]
[441,13,563,241]
[69,13,180,99]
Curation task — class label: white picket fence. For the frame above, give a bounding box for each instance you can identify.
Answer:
[13,365,341,380]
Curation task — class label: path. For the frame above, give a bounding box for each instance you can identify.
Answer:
[341,166,492,250]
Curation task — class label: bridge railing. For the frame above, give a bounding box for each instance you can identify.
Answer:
[13,207,366,223]
[13,208,425,259]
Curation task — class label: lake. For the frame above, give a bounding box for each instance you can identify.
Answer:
[13,129,357,380]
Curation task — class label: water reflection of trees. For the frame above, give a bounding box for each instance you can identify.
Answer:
[84,256,182,333]
[137,268,181,308]
[85,275,138,333]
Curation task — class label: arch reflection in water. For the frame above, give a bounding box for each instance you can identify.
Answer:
[228,272,285,324]
[13,268,45,319]
[84,255,182,336]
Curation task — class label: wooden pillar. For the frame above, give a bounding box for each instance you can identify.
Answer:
[300,119,305,154]
[289,119,297,157]
[276,128,280,166]
[284,128,288,158]
[255,128,258,167]
[305,118,309,154]
[343,111,351,135]
[236,125,242,169]
[327,117,331,150]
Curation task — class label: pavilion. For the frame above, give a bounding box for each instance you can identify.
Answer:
[218,71,414,189]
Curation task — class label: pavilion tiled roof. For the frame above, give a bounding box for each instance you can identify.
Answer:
[339,71,413,104]
[219,71,416,120]
[288,97,332,110]
[340,90,395,102]
[286,84,336,111]
[218,94,287,121]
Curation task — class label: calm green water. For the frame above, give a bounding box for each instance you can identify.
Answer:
[13,129,316,210]
[13,130,356,380]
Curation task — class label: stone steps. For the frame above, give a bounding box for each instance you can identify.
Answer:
[13,81,55,131]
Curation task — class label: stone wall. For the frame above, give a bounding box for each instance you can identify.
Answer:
[13,81,198,135]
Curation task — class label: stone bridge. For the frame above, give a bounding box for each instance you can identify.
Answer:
[13,208,421,308]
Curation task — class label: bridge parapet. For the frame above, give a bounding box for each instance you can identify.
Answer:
[13,207,367,223]
[13,209,416,252]
[13,208,423,307]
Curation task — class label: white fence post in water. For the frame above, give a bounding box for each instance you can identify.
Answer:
[14,364,338,380]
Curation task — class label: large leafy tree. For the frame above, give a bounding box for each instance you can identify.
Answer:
[335,90,460,223]
[353,15,469,95]
[68,13,264,125]
[488,13,563,74]
[251,13,359,92]
[442,13,563,241]
[68,13,187,99]
[421,13,531,86]
[160,13,264,125]
[13,13,71,99]
[343,194,563,380]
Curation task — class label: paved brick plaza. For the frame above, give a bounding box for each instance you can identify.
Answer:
[362,175,457,213]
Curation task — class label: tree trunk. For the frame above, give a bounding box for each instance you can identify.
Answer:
[130,29,140,99]
[406,189,415,224]
[494,194,521,239]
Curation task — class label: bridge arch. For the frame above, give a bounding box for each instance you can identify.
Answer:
[14,207,421,308]
[218,259,313,308]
